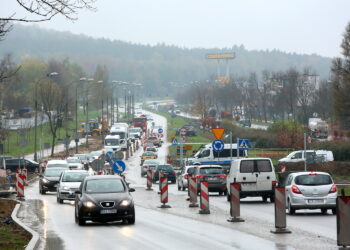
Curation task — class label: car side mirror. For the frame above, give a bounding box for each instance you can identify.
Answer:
[75,190,82,194]
[129,188,135,192]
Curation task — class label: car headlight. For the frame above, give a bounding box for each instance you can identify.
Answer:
[62,186,70,191]
[42,178,49,183]
[83,201,95,208]
[120,200,131,207]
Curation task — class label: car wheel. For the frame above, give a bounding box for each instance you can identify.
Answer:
[332,208,336,215]
[270,195,275,203]
[223,190,228,196]
[262,196,268,202]
[40,187,46,195]
[219,191,223,196]
[321,208,328,215]
[78,211,85,226]
[227,193,231,202]
[177,183,181,191]
[181,185,186,191]
[128,209,135,225]
[75,207,79,224]
[287,199,295,215]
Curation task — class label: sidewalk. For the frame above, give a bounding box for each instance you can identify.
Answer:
[25,138,87,161]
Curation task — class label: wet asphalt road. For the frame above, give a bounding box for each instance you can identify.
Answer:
[21,109,337,250]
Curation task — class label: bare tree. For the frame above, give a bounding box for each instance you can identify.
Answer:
[0,0,95,37]
[38,79,66,156]
[297,68,317,124]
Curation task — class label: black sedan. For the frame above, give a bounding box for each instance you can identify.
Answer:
[39,168,66,194]
[152,164,176,183]
[75,175,135,226]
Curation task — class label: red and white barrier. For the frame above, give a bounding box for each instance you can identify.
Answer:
[271,187,291,233]
[199,181,210,214]
[188,177,198,207]
[337,193,350,247]
[159,176,171,208]
[146,169,153,191]
[23,168,27,186]
[227,183,244,222]
[16,172,25,199]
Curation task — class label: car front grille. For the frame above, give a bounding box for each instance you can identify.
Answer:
[100,201,115,208]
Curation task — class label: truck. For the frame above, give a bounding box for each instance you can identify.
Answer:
[133,116,147,132]
[104,134,122,152]
[110,123,130,151]
[308,118,328,139]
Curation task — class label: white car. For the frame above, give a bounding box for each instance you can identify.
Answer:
[285,172,337,215]
[66,157,84,170]
[177,165,198,191]
[56,170,91,203]
[45,160,69,169]
[279,150,333,163]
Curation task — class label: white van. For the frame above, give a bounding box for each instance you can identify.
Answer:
[226,158,277,202]
[104,135,122,152]
[110,125,129,151]
[278,150,333,163]
[187,143,247,167]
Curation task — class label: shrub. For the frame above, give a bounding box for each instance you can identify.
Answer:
[311,141,350,161]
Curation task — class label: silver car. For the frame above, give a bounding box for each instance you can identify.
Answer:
[177,165,198,191]
[56,170,91,203]
[285,172,337,215]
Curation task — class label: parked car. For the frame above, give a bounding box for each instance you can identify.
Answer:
[140,152,157,165]
[66,157,84,170]
[278,150,334,164]
[140,159,159,176]
[152,164,176,183]
[5,158,39,173]
[194,165,227,195]
[39,167,66,194]
[285,172,337,215]
[74,175,135,225]
[177,165,198,191]
[56,170,91,203]
[45,160,69,169]
[226,158,277,202]
[143,142,155,151]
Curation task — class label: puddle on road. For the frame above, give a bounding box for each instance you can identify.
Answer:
[18,199,65,250]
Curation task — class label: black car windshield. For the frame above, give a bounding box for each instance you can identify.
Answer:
[200,167,222,174]
[85,179,125,193]
[157,165,173,171]
[44,169,64,177]
[295,174,333,186]
[63,172,89,182]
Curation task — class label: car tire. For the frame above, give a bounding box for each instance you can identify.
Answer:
[227,193,231,202]
[321,208,328,215]
[177,183,181,191]
[77,212,85,226]
[262,196,268,202]
[40,187,46,195]
[128,209,135,225]
[270,195,275,203]
[219,191,223,196]
[181,185,186,191]
[287,200,295,215]
[57,196,63,204]
[332,208,336,215]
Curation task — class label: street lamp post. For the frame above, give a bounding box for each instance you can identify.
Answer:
[85,78,94,148]
[34,72,58,162]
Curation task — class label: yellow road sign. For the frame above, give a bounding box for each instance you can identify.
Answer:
[184,145,193,150]
[212,128,225,139]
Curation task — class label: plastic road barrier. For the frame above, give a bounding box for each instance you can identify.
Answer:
[189,177,198,207]
[146,169,153,191]
[199,181,210,214]
[271,187,291,234]
[159,176,171,208]
[227,183,244,222]
[337,192,350,247]
[23,168,27,186]
[16,172,25,200]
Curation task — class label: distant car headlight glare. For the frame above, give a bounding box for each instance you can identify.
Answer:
[84,201,95,208]
[62,186,70,190]
[120,200,131,206]
[42,178,49,183]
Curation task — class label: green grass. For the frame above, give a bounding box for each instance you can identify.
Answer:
[337,186,350,196]
[2,109,100,157]
[0,226,30,250]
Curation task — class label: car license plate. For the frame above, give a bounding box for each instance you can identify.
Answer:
[308,199,323,204]
[207,177,218,181]
[242,183,256,186]
[100,209,117,214]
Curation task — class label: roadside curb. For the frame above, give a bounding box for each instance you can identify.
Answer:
[11,203,40,250]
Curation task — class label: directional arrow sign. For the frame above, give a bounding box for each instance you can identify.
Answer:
[110,158,126,174]
[212,128,225,139]
[212,139,224,152]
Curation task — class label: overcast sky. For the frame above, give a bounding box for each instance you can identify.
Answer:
[2,0,350,57]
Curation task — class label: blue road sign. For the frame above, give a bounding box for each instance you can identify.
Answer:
[110,158,126,174]
[105,151,113,162]
[158,128,163,134]
[238,139,250,150]
[212,139,224,152]
[172,138,178,145]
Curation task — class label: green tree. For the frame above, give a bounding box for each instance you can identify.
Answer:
[332,22,350,129]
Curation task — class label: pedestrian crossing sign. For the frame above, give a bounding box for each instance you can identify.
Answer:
[238,139,250,150]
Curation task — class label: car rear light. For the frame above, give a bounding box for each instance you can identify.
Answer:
[329,184,337,193]
[272,181,277,186]
[143,166,148,169]
[291,185,302,194]
[219,174,227,178]
[170,172,176,175]
[196,175,204,179]
[184,174,188,180]
[309,172,317,175]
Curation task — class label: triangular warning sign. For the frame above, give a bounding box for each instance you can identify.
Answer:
[212,128,225,139]
[239,140,248,148]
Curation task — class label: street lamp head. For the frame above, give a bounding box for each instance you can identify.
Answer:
[80,77,87,81]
